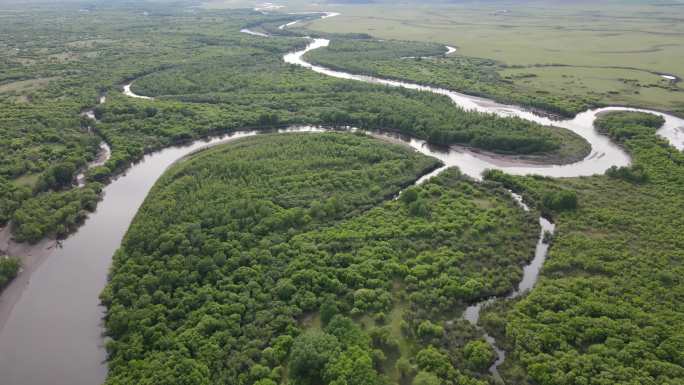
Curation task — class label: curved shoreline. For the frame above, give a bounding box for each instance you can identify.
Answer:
[76,96,112,187]
[122,82,153,100]
[270,12,683,151]
[266,12,684,381]
[0,11,683,385]
[285,37,684,153]
[0,96,113,319]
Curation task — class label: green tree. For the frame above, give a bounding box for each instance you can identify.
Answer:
[288,332,341,385]
[463,340,495,372]
[323,346,383,385]
[320,297,339,326]
[401,187,419,203]
[0,257,21,290]
[396,357,414,379]
[415,346,453,378]
[412,371,441,385]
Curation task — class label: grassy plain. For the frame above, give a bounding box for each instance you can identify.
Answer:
[295,1,684,114]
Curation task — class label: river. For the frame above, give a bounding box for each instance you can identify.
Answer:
[0,12,683,385]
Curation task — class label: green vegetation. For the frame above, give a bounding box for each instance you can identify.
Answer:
[303,1,684,116]
[0,2,587,244]
[481,111,684,384]
[305,38,595,117]
[11,183,103,243]
[594,111,666,142]
[102,132,541,384]
[6,2,684,384]
[0,257,21,291]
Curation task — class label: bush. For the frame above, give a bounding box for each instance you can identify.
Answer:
[606,164,649,184]
[417,320,444,339]
[401,188,419,203]
[412,371,441,385]
[35,161,77,192]
[320,298,339,326]
[0,257,21,290]
[542,190,577,211]
[288,332,341,385]
[463,340,495,372]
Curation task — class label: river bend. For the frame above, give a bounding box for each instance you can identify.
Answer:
[1,11,683,385]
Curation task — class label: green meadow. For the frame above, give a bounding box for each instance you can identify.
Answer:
[300,1,684,114]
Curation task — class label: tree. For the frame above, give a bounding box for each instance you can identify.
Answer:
[0,257,21,289]
[401,188,419,203]
[417,320,443,339]
[542,190,577,211]
[396,357,414,379]
[106,352,210,385]
[463,340,495,372]
[272,335,294,363]
[413,371,441,385]
[323,346,383,385]
[415,346,453,378]
[408,199,430,217]
[320,297,339,326]
[325,316,369,348]
[288,332,341,385]
[36,161,77,191]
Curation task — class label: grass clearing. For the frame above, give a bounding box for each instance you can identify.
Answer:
[12,173,40,189]
[0,77,59,94]
[501,65,684,112]
[301,1,684,114]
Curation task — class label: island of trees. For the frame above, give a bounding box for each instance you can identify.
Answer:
[1,3,683,385]
[102,133,541,385]
[0,4,587,247]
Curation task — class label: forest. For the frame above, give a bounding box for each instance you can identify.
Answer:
[101,132,543,385]
[0,3,588,245]
[2,2,684,385]
[481,111,684,384]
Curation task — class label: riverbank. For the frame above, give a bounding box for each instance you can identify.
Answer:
[478,111,684,384]
[298,2,684,117]
[0,225,56,332]
[1,9,682,385]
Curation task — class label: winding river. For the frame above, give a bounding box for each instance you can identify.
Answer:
[1,11,683,385]
[76,96,112,187]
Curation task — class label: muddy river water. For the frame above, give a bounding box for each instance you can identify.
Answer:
[0,12,683,385]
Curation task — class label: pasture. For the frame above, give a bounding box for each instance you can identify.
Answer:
[301,1,684,113]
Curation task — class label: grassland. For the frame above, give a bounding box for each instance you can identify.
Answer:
[294,0,684,115]
[0,77,60,95]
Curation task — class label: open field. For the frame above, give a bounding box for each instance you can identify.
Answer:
[295,1,684,114]
[304,2,684,72]
[0,77,59,94]
[500,65,683,112]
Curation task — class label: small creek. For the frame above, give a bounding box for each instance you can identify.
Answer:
[76,95,112,187]
[0,11,683,385]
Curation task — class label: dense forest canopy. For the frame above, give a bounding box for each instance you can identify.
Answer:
[0,3,588,244]
[1,2,684,385]
[482,111,684,384]
[102,133,541,385]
